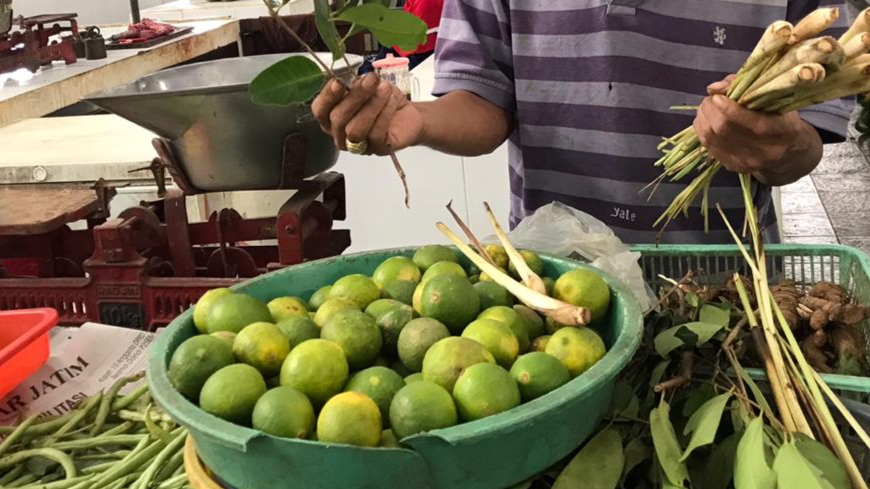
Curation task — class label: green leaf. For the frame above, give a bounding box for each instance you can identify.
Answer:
[773,441,837,489]
[734,417,776,489]
[622,437,652,484]
[793,435,850,489]
[337,4,427,51]
[249,56,326,106]
[654,321,727,357]
[553,428,624,489]
[705,433,740,489]
[682,383,716,418]
[699,304,730,328]
[314,0,345,61]
[654,327,686,357]
[649,360,671,387]
[680,392,731,461]
[686,292,700,308]
[650,400,689,487]
[730,398,749,434]
[732,361,773,417]
[609,381,633,417]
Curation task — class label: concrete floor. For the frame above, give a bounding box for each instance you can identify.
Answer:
[781,139,870,252]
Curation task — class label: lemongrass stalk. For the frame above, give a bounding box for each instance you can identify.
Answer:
[777,74,870,113]
[740,63,825,104]
[843,32,870,59]
[811,369,870,451]
[482,202,546,294]
[747,91,793,111]
[730,59,771,101]
[436,222,592,326]
[839,8,870,45]
[748,37,844,94]
[742,21,795,72]
[791,7,840,44]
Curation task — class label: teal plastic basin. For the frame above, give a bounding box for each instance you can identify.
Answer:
[148,248,642,489]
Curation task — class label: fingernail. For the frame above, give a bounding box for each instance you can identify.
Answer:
[377,81,391,95]
[363,74,378,89]
[708,81,725,90]
[331,80,342,94]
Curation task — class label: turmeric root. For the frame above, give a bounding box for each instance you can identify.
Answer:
[799,296,870,326]
[809,281,849,303]
[802,329,834,373]
[725,275,755,307]
[772,281,801,330]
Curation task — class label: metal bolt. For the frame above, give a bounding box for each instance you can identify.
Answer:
[284,224,296,234]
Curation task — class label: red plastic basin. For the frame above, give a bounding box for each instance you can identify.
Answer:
[0,308,59,399]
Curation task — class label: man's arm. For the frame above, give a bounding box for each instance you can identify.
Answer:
[415,91,513,156]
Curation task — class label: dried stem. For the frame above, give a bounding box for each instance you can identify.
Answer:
[654,351,694,393]
[445,201,495,266]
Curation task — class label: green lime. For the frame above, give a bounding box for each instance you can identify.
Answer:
[461,318,519,368]
[543,277,555,297]
[199,364,267,425]
[317,392,382,447]
[483,244,509,269]
[205,293,272,334]
[421,337,495,392]
[168,335,235,400]
[417,275,480,334]
[313,298,359,327]
[252,387,315,439]
[421,261,467,282]
[279,339,349,406]
[308,286,332,310]
[545,327,607,377]
[513,305,546,340]
[397,318,451,372]
[474,281,515,310]
[510,352,570,401]
[373,256,422,289]
[389,381,458,439]
[233,322,291,377]
[267,296,308,322]
[365,299,405,320]
[412,245,458,271]
[330,274,381,309]
[381,280,417,305]
[193,288,233,334]
[275,316,319,348]
[553,269,611,323]
[210,331,237,348]
[345,366,406,424]
[378,306,415,357]
[478,306,530,353]
[379,429,400,448]
[452,363,520,421]
[320,310,383,370]
[530,335,551,352]
[404,373,423,384]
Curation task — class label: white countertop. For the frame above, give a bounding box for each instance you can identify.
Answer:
[0,19,240,128]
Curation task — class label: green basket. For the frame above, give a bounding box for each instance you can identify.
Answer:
[632,243,870,393]
[148,248,643,489]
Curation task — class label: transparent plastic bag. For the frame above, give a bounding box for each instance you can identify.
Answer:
[483,202,654,310]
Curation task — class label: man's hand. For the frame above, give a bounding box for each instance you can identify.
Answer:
[311,74,425,156]
[693,77,823,186]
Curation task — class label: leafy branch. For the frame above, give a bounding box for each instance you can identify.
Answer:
[250,0,427,207]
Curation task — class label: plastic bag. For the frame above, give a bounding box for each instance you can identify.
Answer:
[483,202,654,310]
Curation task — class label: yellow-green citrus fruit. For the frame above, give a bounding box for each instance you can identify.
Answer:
[508,250,544,278]
[483,244,509,270]
[405,373,424,384]
[329,274,381,309]
[168,335,235,400]
[373,256,422,289]
[313,298,359,327]
[422,337,495,392]
[279,339,349,406]
[233,322,291,377]
[379,429,400,448]
[365,299,406,320]
[320,310,383,370]
[193,288,233,334]
[345,366,406,424]
[381,280,417,305]
[553,269,611,323]
[417,275,480,334]
[199,364,266,425]
[421,261,467,282]
[474,281,515,310]
[513,304,546,340]
[205,293,272,335]
[461,318,519,368]
[452,363,520,421]
[209,331,237,349]
[478,306,530,353]
[398,317,451,373]
[275,316,319,348]
[252,387,315,439]
[389,381,458,439]
[413,245,458,271]
[267,296,308,323]
[530,335,552,352]
[377,305,415,357]
[317,392,382,447]
[308,285,332,311]
[510,352,570,401]
[545,327,607,377]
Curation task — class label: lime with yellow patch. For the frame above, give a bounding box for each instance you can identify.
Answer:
[317,392,382,447]
[267,296,308,323]
[417,275,480,334]
[452,363,520,422]
[510,352,570,401]
[478,306,530,353]
[308,285,332,311]
[553,269,611,323]
[398,318,451,372]
[193,288,233,334]
[421,337,495,392]
[412,245,458,271]
[279,339,349,406]
[483,244,509,270]
[545,327,607,377]
[365,298,405,320]
[389,381,458,440]
[233,322,291,377]
[345,366,406,424]
[461,318,519,368]
[252,387,315,439]
[373,256,422,289]
[421,261,467,282]
[209,331,237,348]
[530,335,551,352]
[330,274,381,309]
[313,297,359,327]
[199,364,267,425]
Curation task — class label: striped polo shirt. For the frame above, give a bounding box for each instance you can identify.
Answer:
[432,0,854,244]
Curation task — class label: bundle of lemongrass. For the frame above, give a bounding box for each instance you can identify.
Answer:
[652,7,870,231]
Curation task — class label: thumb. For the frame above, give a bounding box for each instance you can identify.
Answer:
[707,74,737,96]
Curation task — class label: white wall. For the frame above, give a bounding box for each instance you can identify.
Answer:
[14,0,172,26]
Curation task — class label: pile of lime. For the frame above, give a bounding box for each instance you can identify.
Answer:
[168,245,612,448]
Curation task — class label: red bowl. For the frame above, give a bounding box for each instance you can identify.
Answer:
[0,308,59,398]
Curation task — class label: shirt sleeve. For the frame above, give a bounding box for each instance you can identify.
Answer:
[788,0,856,141]
[431,0,516,112]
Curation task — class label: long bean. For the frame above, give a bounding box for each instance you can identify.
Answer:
[74,452,131,463]
[155,474,186,489]
[17,474,96,489]
[0,450,76,480]
[8,473,39,487]
[50,435,146,452]
[89,434,176,489]
[151,451,184,486]
[92,374,145,437]
[131,434,185,489]
[0,465,26,485]
[110,385,148,413]
[0,414,40,459]
[96,423,136,439]
[0,416,71,437]
[45,395,103,445]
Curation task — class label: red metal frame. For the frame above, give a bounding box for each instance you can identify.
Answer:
[0,14,77,74]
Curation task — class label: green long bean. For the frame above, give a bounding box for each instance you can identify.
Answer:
[0,416,71,437]
[96,423,136,439]
[0,450,76,480]
[0,465,26,485]
[92,374,145,437]
[0,414,41,459]
[130,433,186,489]
[45,395,103,445]
[110,385,148,413]
[17,474,96,489]
[8,473,39,487]
[50,435,146,452]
